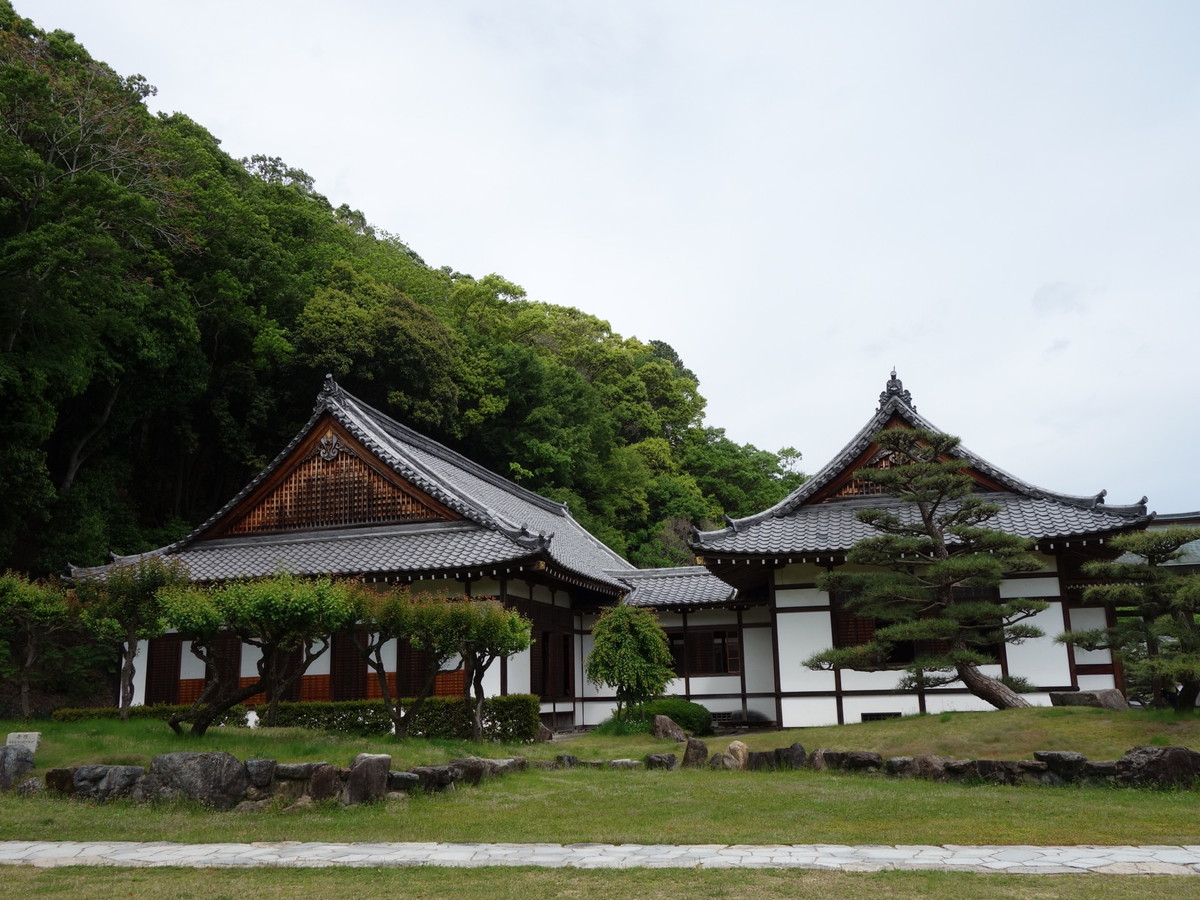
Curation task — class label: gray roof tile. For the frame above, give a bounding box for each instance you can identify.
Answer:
[618,566,738,608]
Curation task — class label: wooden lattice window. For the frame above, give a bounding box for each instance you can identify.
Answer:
[831,453,895,499]
[226,432,445,534]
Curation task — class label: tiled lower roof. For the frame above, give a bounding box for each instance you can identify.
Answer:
[619,566,738,608]
[694,493,1148,557]
[157,522,546,582]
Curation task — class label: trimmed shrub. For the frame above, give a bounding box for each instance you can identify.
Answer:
[270,695,541,742]
[53,704,249,727]
[625,698,714,736]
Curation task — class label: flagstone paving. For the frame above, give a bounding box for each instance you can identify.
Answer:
[1,841,1198,874]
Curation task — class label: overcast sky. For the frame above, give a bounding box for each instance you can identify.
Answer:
[21,1,1200,514]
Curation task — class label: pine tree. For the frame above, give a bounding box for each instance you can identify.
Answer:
[804,428,1047,710]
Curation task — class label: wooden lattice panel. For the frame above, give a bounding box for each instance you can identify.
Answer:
[226,437,446,534]
[831,453,894,499]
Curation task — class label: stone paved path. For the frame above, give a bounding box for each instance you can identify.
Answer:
[1,841,1198,874]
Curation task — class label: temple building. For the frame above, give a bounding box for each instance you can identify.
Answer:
[77,373,1153,728]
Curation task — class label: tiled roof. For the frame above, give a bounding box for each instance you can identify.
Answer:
[153,523,546,582]
[618,567,739,609]
[692,372,1149,557]
[694,493,1149,556]
[73,378,635,591]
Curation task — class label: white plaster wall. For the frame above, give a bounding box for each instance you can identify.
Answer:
[780,696,839,727]
[578,631,598,697]
[743,627,776,694]
[507,646,532,694]
[240,644,262,678]
[775,611,836,693]
[839,668,905,691]
[841,694,921,723]
[531,584,553,604]
[179,642,205,679]
[687,674,741,695]
[654,611,685,628]
[1004,602,1073,686]
[472,578,503,598]
[1077,674,1119,690]
[482,659,502,697]
[775,587,825,609]
[131,639,149,705]
[999,577,1060,599]
[307,645,330,677]
[741,606,771,624]
[775,563,819,585]
[684,608,739,627]
[1069,607,1115,666]
[746,697,777,721]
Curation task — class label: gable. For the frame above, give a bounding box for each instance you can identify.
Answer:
[809,417,1008,504]
[208,419,461,538]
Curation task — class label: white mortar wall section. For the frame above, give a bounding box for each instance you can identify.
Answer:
[686,608,739,627]
[240,644,262,678]
[842,695,921,722]
[781,696,838,727]
[688,675,741,695]
[1069,607,1115,666]
[775,611,835,693]
[1005,602,1073,686]
[410,577,460,595]
[840,668,905,691]
[999,577,1060,599]
[472,578,502,598]
[743,627,776,694]
[923,693,1001,714]
[775,587,824,609]
[504,581,532,695]
[179,642,205,680]
[132,639,149,705]
[306,645,330,677]
[1078,674,1119,690]
[746,697,776,720]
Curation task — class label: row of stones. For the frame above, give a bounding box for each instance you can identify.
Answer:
[0,745,526,811]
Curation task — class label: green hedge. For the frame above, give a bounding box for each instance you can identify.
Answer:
[626,698,714,736]
[269,694,542,742]
[52,703,249,727]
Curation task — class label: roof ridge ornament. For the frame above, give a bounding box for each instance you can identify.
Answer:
[878,368,915,411]
[316,373,345,410]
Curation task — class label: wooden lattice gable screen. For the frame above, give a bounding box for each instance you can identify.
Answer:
[214,419,462,537]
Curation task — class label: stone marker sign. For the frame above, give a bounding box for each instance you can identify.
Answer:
[6,732,40,753]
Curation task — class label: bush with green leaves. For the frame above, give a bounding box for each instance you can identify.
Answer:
[625,698,713,736]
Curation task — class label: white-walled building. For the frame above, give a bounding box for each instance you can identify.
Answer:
[80,373,1151,728]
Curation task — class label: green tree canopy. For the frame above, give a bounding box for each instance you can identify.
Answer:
[1059,526,1200,711]
[585,604,676,717]
[160,573,359,735]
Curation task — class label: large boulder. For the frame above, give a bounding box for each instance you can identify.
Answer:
[774,743,806,770]
[74,764,145,801]
[244,758,276,789]
[1033,750,1088,782]
[408,765,463,793]
[747,751,778,772]
[909,755,955,781]
[725,740,749,770]
[0,745,35,790]
[840,751,883,772]
[137,752,250,810]
[535,723,554,743]
[1116,746,1200,789]
[307,764,345,801]
[1049,689,1130,711]
[682,738,708,768]
[645,753,678,770]
[45,767,77,796]
[652,715,688,742]
[346,754,391,805]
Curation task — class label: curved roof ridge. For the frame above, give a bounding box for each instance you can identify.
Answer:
[331,386,574,520]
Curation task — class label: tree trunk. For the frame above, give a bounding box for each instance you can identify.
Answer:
[955,662,1031,710]
[118,630,138,722]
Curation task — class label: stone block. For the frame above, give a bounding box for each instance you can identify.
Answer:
[0,745,35,790]
[645,753,678,770]
[725,740,749,770]
[1033,750,1088,782]
[1116,746,1200,788]
[682,738,708,768]
[1049,689,1130,711]
[244,758,276,789]
[307,764,345,801]
[652,715,687,742]
[774,742,806,770]
[346,754,391,805]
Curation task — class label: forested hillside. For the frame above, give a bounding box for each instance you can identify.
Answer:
[0,2,804,576]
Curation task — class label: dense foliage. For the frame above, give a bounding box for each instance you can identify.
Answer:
[0,2,804,578]
[1059,526,1200,712]
[625,697,714,736]
[804,429,1047,710]
[585,604,676,715]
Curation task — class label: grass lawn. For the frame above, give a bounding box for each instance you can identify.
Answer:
[2,707,1199,897]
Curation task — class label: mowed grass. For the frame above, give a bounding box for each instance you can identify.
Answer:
[1,707,1199,847]
[6,866,1200,900]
